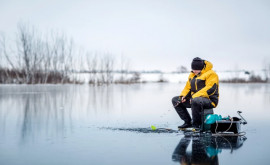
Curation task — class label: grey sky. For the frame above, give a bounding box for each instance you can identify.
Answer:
[1,0,270,72]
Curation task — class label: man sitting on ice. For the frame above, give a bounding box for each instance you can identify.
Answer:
[172,57,219,129]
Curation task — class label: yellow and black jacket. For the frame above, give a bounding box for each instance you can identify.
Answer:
[180,60,219,107]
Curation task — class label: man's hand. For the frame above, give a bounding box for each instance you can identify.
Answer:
[181,96,186,103]
[175,97,185,108]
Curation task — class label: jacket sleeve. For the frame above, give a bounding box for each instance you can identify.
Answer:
[192,72,219,99]
[180,76,191,98]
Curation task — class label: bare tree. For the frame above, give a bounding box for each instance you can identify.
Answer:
[130,72,141,83]
[17,24,32,83]
[264,63,270,82]
[0,34,21,83]
[119,54,130,82]
[103,54,114,84]
[262,58,270,82]
[86,52,98,84]
[42,41,52,83]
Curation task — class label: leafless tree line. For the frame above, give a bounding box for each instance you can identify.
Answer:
[85,52,141,85]
[0,24,79,84]
[86,53,115,84]
[0,23,139,84]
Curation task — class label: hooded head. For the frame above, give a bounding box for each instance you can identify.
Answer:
[191,57,205,70]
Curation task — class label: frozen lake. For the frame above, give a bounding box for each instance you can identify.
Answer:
[0,83,270,164]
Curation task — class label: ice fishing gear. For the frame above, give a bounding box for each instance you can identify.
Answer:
[174,96,188,107]
[209,111,248,136]
[181,110,248,137]
[149,126,179,133]
[151,125,157,130]
[204,114,230,124]
[174,100,182,107]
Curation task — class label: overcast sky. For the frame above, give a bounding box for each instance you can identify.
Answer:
[1,0,270,72]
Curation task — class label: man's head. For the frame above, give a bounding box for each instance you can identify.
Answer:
[191,57,204,75]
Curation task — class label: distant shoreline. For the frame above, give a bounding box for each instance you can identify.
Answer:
[0,71,269,84]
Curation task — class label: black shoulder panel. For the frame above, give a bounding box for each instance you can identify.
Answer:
[207,83,217,95]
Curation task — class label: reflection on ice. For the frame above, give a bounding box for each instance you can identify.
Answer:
[0,85,125,142]
[172,135,247,164]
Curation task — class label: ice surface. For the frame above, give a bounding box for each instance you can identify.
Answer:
[0,83,269,164]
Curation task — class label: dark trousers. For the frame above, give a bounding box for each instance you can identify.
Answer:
[172,96,214,126]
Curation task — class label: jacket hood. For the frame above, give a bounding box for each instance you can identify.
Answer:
[201,60,213,74]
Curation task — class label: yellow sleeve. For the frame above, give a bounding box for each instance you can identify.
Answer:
[192,72,219,98]
[180,76,191,98]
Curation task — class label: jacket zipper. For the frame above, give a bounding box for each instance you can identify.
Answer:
[195,78,198,91]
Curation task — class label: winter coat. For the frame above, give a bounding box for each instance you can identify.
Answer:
[180,60,219,107]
